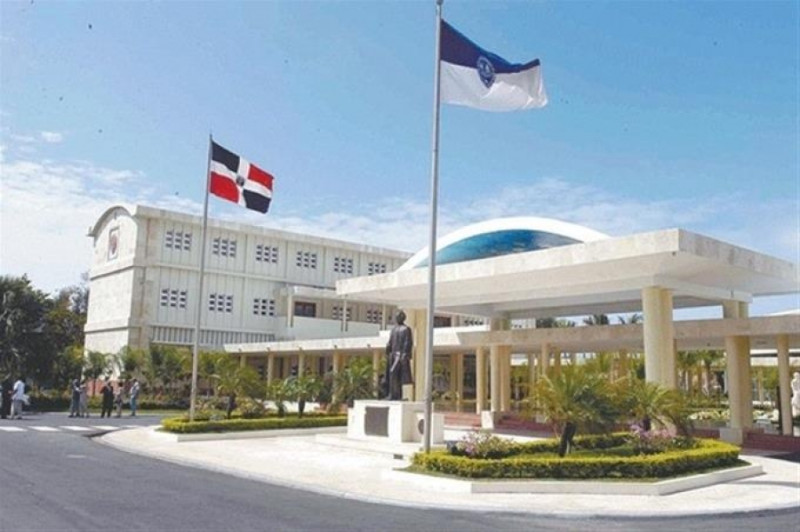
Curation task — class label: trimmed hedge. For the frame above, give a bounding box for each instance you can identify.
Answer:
[413,437,740,479]
[161,414,347,434]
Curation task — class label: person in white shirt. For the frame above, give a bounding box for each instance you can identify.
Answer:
[10,377,25,420]
[129,379,140,417]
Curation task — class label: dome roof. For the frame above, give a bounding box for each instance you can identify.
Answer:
[398,217,608,270]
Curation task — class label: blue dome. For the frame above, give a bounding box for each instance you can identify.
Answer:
[399,217,607,270]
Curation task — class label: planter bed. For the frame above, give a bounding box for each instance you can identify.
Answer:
[161,414,347,434]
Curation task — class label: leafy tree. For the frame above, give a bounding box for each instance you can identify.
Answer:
[213,357,263,418]
[198,351,226,397]
[84,351,113,395]
[285,374,322,417]
[332,357,376,409]
[618,313,643,325]
[117,346,147,381]
[0,275,52,384]
[266,378,292,417]
[52,345,85,391]
[534,365,620,456]
[583,314,610,326]
[622,379,692,436]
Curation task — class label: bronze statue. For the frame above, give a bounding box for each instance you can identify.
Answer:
[384,310,413,400]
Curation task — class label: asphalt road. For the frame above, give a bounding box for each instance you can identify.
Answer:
[1,413,798,532]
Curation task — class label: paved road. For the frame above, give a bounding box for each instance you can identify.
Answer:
[1,414,798,532]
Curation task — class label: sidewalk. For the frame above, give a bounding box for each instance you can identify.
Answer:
[99,426,800,517]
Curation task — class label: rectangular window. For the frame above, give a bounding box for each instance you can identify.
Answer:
[332,305,352,321]
[165,230,192,251]
[294,301,316,318]
[333,257,354,274]
[208,293,234,313]
[212,238,237,258]
[160,289,187,309]
[295,251,318,269]
[433,316,452,327]
[366,308,382,324]
[367,262,387,275]
[252,298,276,317]
[256,244,279,263]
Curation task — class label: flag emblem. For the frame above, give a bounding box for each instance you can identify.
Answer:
[209,141,273,214]
[476,56,495,88]
[440,20,547,112]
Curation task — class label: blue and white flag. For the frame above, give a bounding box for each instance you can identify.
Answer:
[440,20,547,112]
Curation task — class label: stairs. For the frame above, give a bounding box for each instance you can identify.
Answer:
[744,431,800,453]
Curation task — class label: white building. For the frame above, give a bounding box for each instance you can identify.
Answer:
[84,204,412,358]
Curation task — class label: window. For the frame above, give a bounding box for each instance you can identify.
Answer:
[295,251,317,269]
[252,298,276,316]
[433,316,452,327]
[367,262,387,275]
[294,301,316,318]
[463,317,484,326]
[366,308,382,324]
[160,288,188,309]
[256,244,279,263]
[212,238,237,258]
[165,230,191,251]
[208,293,234,313]
[333,257,354,274]
[332,305,352,320]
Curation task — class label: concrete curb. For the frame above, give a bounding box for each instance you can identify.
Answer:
[96,427,800,518]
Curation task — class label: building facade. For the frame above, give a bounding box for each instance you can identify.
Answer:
[84,204,412,355]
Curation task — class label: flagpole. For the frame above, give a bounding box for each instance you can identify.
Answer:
[189,133,213,421]
[423,0,444,454]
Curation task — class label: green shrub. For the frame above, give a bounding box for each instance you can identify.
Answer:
[418,437,739,479]
[233,397,267,419]
[451,430,515,459]
[161,414,347,434]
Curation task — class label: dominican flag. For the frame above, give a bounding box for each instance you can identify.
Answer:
[440,20,547,112]
[209,140,273,213]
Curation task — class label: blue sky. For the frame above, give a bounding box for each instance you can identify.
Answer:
[1,1,797,316]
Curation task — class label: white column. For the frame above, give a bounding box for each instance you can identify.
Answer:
[527,352,536,399]
[642,286,675,388]
[455,353,464,411]
[490,345,501,413]
[539,342,550,378]
[475,346,487,414]
[266,353,274,384]
[372,348,382,396]
[239,354,247,368]
[776,335,792,435]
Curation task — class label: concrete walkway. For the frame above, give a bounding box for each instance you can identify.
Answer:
[99,426,800,517]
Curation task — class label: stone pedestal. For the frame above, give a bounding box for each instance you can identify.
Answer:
[347,400,444,444]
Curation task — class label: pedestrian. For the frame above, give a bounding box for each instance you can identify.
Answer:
[129,378,140,417]
[68,378,81,418]
[100,379,114,418]
[114,382,124,418]
[79,381,89,418]
[10,376,25,420]
[0,379,11,419]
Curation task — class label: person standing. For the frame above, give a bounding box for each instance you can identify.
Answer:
[10,377,25,420]
[129,378,140,416]
[79,381,89,418]
[100,379,114,418]
[69,379,81,418]
[114,382,124,418]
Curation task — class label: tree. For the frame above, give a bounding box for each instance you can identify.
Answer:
[84,351,113,395]
[117,346,147,382]
[213,357,263,418]
[622,379,691,436]
[53,345,85,391]
[583,314,610,326]
[285,374,322,417]
[617,313,642,325]
[535,365,620,456]
[332,357,375,409]
[0,275,52,384]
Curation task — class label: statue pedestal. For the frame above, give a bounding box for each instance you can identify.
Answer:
[347,400,444,444]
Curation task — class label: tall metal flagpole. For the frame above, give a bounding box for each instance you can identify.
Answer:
[189,133,213,421]
[423,0,444,454]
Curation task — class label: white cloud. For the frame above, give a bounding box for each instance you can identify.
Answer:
[40,131,64,143]
[0,152,796,312]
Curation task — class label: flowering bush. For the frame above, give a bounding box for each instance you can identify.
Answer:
[449,430,515,459]
[628,423,678,454]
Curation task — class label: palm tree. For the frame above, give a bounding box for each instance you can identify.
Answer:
[583,314,610,326]
[535,365,620,456]
[285,374,321,417]
[617,313,643,325]
[213,358,262,418]
[332,357,375,409]
[623,379,691,436]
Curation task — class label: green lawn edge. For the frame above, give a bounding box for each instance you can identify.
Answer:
[161,414,347,434]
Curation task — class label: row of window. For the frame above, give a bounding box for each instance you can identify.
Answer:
[159,289,274,317]
[163,231,388,274]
